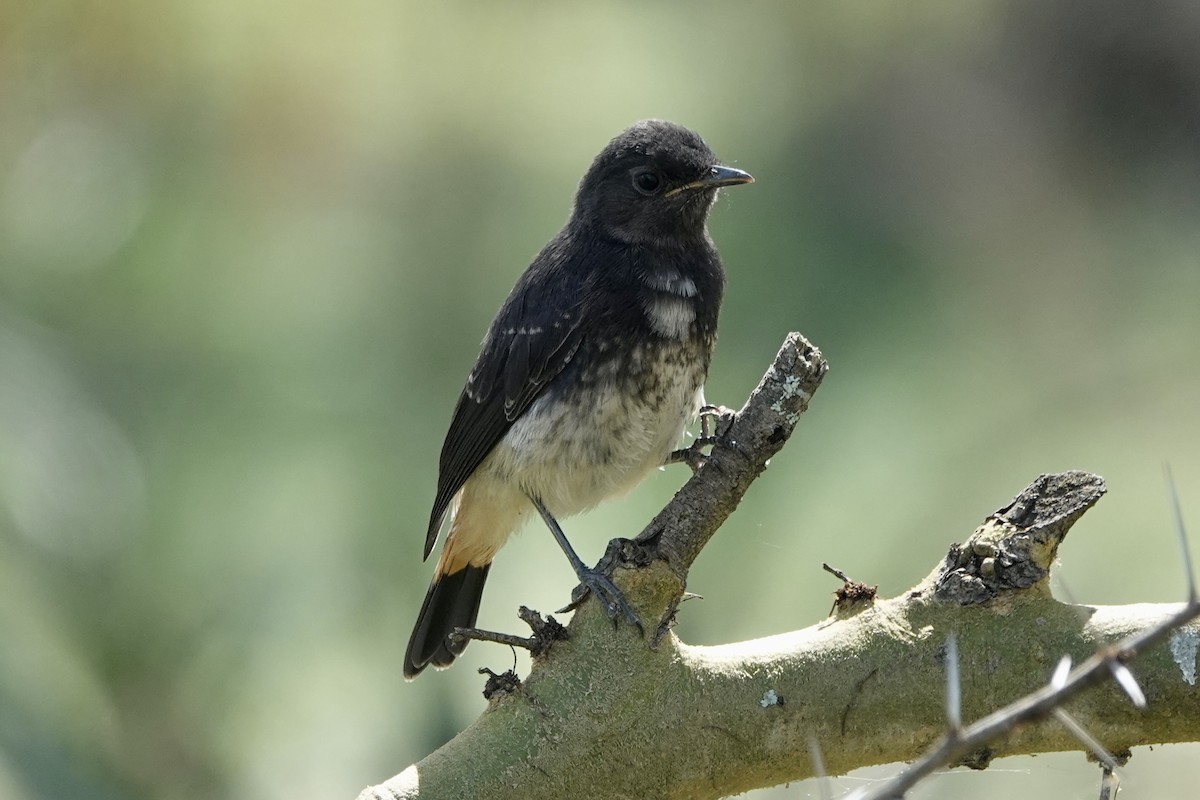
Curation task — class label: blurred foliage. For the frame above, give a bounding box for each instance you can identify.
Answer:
[1,1,1198,798]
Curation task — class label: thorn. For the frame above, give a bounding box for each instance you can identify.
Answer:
[1098,763,1120,800]
[1164,464,1196,603]
[807,735,831,800]
[1054,708,1118,770]
[1051,655,1072,689]
[1109,662,1147,708]
[945,634,961,731]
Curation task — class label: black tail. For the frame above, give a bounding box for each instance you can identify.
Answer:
[403,563,491,678]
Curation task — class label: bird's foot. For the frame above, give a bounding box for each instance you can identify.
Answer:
[665,442,709,473]
[558,568,642,632]
[666,404,738,473]
[558,538,646,633]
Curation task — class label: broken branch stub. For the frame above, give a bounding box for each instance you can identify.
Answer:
[929,471,1108,605]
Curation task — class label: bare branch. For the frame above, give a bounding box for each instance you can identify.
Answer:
[638,333,828,574]
[361,336,1200,800]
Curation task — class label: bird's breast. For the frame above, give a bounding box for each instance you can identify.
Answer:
[485,337,711,517]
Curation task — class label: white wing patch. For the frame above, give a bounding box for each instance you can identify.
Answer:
[644,295,696,339]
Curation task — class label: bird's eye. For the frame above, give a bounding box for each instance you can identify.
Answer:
[632,170,663,196]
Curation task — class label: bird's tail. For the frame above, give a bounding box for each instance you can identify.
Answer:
[403,560,491,679]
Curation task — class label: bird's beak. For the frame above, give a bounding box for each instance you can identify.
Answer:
[666,165,755,196]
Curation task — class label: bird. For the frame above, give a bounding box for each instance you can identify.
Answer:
[403,120,753,678]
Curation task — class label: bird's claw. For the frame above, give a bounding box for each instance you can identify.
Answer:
[667,440,712,473]
[667,405,738,474]
[697,404,737,439]
[558,568,643,633]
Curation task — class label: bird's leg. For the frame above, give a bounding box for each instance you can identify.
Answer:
[666,404,738,473]
[527,494,642,631]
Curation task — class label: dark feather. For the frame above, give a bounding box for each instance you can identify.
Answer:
[422,231,601,559]
[403,563,491,678]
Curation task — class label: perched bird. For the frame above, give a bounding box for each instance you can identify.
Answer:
[404,120,753,678]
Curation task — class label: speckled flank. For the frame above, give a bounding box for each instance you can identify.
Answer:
[447,339,709,567]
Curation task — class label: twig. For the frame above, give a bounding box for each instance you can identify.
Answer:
[822,563,851,582]
[450,606,568,657]
[825,562,878,614]
[451,627,538,651]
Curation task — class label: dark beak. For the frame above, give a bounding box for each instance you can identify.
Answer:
[701,165,754,188]
[666,165,755,196]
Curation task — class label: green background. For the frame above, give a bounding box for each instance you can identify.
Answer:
[2,1,1198,798]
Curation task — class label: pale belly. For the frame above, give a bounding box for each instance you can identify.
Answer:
[489,341,706,515]
[443,339,707,568]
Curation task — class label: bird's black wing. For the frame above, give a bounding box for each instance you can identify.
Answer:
[423,240,590,559]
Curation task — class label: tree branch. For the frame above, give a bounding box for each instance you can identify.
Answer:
[852,469,1200,799]
[639,332,828,575]
[359,335,1200,800]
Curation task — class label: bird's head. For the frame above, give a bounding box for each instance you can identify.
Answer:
[573,120,753,246]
